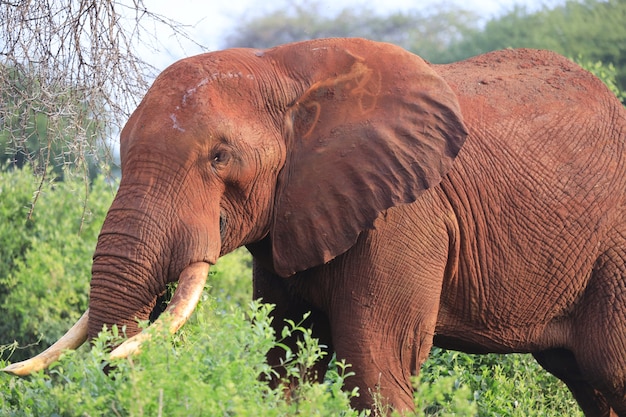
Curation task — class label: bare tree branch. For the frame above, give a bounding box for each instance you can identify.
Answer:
[0,0,208,180]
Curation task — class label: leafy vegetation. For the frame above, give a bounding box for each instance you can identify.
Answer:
[0,299,360,417]
[576,57,626,103]
[0,168,115,360]
[420,349,582,416]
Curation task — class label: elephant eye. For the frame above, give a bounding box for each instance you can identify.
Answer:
[210,147,231,168]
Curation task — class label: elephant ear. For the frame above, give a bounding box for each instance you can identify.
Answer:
[271,40,468,277]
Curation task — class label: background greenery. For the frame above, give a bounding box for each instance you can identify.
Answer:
[0,168,114,361]
[2,0,625,415]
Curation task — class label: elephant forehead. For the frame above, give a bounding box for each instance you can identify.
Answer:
[154,52,259,104]
[140,57,262,133]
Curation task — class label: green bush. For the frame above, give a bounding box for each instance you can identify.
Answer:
[419,348,582,416]
[0,168,115,360]
[0,299,361,416]
[576,57,626,104]
[208,247,253,308]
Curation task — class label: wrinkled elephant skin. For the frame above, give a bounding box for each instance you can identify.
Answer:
[10,39,626,416]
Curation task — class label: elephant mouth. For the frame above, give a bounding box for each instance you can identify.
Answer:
[1,262,210,376]
[150,289,173,323]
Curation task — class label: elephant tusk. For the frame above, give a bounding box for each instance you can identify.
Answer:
[1,310,89,376]
[109,261,209,360]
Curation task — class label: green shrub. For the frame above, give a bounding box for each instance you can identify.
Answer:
[0,168,115,360]
[576,57,626,104]
[208,247,253,308]
[0,168,38,292]
[0,298,361,416]
[419,348,582,416]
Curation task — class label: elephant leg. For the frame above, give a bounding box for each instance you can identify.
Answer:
[330,312,438,413]
[325,202,452,412]
[533,349,616,417]
[567,237,626,417]
[251,257,333,391]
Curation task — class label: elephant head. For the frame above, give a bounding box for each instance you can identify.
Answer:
[4,38,467,373]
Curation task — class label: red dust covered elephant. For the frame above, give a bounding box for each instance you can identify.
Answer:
[4,38,626,416]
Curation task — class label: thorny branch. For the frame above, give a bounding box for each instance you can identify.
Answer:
[0,0,208,216]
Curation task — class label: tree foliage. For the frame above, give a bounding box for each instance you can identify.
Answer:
[223,1,480,62]
[448,0,626,94]
[445,0,626,98]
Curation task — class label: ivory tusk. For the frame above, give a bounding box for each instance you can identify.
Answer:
[109,261,209,360]
[2,309,89,376]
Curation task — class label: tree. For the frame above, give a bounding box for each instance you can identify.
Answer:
[0,64,102,179]
[223,1,480,63]
[226,0,626,103]
[0,0,208,180]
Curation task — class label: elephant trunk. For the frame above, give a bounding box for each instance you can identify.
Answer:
[1,148,223,376]
[88,257,159,341]
[87,202,172,340]
[108,262,209,359]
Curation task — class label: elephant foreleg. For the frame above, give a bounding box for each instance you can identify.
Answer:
[321,203,452,413]
[330,314,437,412]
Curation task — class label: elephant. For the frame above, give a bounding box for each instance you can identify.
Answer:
[4,38,626,416]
